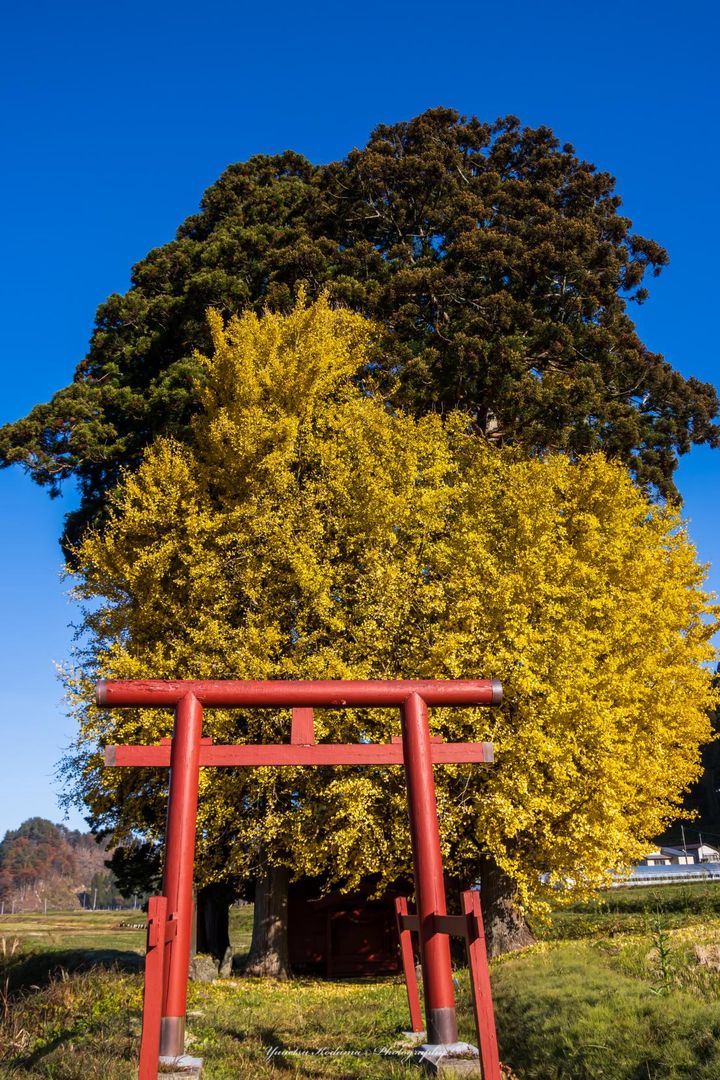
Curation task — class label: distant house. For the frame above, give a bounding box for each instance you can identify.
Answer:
[641,849,672,866]
[684,843,720,863]
[660,846,695,865]
[639,843,719,867]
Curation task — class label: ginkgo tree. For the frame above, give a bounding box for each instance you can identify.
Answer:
[64,295,718,966]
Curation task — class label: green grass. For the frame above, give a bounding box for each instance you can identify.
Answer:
[541,882,720,941]
[490,940,720,1079]
[0,909,147,955]
[4,884,720,1078]
[0,910,147,997]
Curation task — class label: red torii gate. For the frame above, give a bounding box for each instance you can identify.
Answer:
[99,677,503,1077]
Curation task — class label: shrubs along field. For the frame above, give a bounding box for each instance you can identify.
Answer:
[4,885,720,1078]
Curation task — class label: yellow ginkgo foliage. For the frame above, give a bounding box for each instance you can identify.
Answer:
[66,294,718,953]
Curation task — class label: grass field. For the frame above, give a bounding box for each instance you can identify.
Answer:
[4,885,720,1078]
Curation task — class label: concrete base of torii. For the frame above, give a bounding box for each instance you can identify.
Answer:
[157,1054,203,1078]
[415,1042,483,1075]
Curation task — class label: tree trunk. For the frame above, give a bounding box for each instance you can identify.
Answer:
[479,855,536,958]
[244,866,291,979]
[196,882,234,974]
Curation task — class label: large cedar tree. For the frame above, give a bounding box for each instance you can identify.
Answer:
[2,108,717,550]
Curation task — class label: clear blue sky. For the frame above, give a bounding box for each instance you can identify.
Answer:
[1,0,718,839]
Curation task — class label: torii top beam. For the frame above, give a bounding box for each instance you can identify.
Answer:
[96,678,503,710]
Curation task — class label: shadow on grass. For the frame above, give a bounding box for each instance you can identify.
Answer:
[10,1026,79,1071]
[258,1027,297,1072]
[4,947,143,993]
[231,948,250,972]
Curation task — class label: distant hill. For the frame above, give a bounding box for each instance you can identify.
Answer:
[0,817,134,912]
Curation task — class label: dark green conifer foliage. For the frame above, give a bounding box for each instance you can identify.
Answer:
[2,109,717,551]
